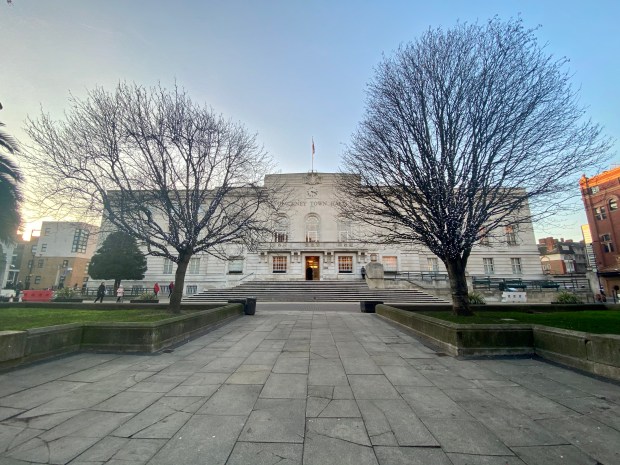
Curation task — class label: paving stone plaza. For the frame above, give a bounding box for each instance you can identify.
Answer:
[1,306,619,464]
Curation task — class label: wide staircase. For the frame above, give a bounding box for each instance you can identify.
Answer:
[183,280,447,304]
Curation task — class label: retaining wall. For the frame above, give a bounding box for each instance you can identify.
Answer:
[376,304,620,381]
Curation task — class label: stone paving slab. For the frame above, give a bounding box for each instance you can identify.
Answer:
[0,309,619,464]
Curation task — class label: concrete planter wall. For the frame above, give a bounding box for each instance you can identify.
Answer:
[0,303,244,371]
[376,304,620,381]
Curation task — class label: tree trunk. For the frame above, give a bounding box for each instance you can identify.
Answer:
[168,253,191,314]
[445,256,473,316]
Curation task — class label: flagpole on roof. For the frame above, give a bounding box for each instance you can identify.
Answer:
[311,137,315,173]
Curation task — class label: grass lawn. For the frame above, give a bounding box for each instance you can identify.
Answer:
[420,310,620,335]
[0,308,178,331]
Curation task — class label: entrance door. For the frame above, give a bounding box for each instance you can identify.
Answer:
[305,256,320,280]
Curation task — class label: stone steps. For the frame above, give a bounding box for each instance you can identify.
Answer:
[183,280,447,303]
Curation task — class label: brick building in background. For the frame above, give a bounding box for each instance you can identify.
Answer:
[17,222,99,290]
[538,237,587,275]
[580,167,620,295]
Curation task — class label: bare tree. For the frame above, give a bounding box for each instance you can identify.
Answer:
[24,82,281,313]
[339,18,610,316]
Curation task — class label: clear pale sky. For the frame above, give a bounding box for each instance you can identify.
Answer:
[1,0,618,241]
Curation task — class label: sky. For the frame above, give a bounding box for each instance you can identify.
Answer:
[1,0,619,241]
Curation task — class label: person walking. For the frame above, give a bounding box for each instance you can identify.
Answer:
[15,281,23,302]
[361,266,366,280]
[153,282,160,298]
[116,285,125,303]
[168,281,174,297]
[94,282,106,303]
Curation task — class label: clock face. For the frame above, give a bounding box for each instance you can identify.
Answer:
[307,187,318,198]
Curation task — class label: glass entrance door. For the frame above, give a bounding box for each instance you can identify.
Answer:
[305,256,320,280]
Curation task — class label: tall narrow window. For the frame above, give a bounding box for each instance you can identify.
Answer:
[71,228,90,253]
[382,256,398,272]
[272,256,287,273]
[41,243,47,252]
[274,215,289,242]
[163,258,174,274]
[337,218,352,242]
[188,257,200,275]
[483,258,494,275]
[305,215,319,242]
[427,257,439,272]
[186,285,197,295]
[228,257,244,274]
[601,234,615,252]
[595,206,608,220]
[338,256,353,273]
[505,225,518,246]
[609,199,618,211]
[511,258,522,274]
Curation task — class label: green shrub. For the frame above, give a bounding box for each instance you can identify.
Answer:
[468,292,486,305]
[138,291,158,300]
[55,287,77,298]
[555,291,583,304]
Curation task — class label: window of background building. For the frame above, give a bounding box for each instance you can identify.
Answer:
[565,260,575,273]
[34,276,41,284]
[427,257,439,272]
[595,206,607,220]
[382,256,398,272]
[37,259,44,268]
[505,225,518,246]
[31,245,37,253]
[186,285,197,295]
[511,258,523,274]
[274,215,289,242]
[590,186,600,194]
[228,257,244,274]
[272,256,287,273]
[338,256,353,273]
[62,259,69,268]
[163,258,174,274]
[44,227,51,236]
[188,257,200,275]
[483,258,495,275]
[41,243,47,252]
[338,218,352,242]
[27,259,33,269]
[609,199,618,211]
[305,215,319,242]
[71,228,90,253]
[601,234,615,252]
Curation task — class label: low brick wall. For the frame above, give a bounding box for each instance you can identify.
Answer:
[376,304,620,381]
[0,303,244,371]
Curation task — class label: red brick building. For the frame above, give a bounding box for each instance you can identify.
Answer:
[580,167,620,295]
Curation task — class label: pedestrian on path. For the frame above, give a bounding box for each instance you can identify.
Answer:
[168,281,174,297]
[94,282,106,303]
[153,282,160,298]
[116,285,124,303]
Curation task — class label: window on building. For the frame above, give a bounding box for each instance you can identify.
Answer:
[44,227,51,236]
[595,206,607,220]
[188,257,200,275]
[305,215,319,242]
[186,285,197,295]
[609,199,618,211]
[590,186,600,194]
[483,258,495,275]
[337,218,352,242]
[31,245,37,254]
[62,259,69,268]
[274,215,289,242]
[382,256,398,272]
[71,228,90,253]
[427,257,439,273]
[228,257,244,274]
[601,234,615,253]
[565,260,575,273]
[338,256,353,273]
[511,258,523,274]
[34,276,41,284]
[163,258,174,274]
[272,256,287,273]
[41,243,47,252]
[505,225,518,246]
[27,260,33,269]
[37,259,44,268]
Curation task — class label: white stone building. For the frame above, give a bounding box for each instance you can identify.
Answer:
[122,172,543,295]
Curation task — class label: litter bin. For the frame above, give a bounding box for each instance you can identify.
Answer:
[360,301,383,313]
[245,297,257,315]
